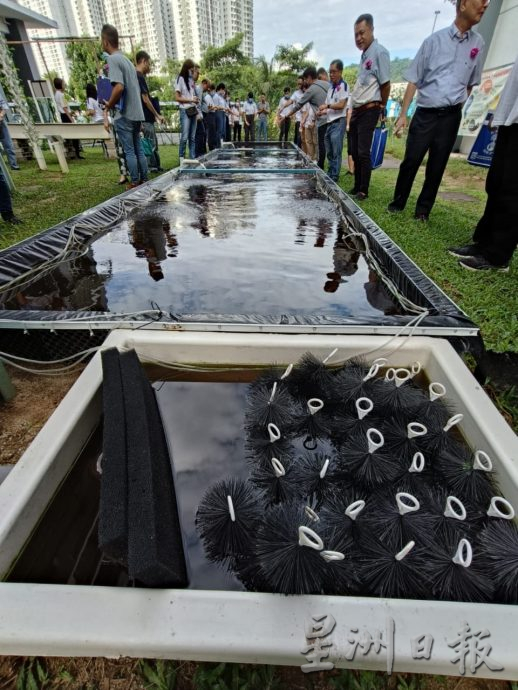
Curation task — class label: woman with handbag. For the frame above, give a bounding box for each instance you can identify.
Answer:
[175,59,199,161]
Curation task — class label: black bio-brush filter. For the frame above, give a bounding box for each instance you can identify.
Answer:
[195,352,517,604]
[120,350,188,588]
[99,348,128,560]
[98,348,188,588]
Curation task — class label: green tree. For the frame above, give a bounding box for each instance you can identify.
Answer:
[273,41,315,74]
[66,39,103,100]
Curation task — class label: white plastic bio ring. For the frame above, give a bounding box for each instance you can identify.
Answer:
[394,368,412,388]
[305,506,320,522]
[395,541,415,561]
[410,361,422,377]
[487,497,516,520]
[409,452,425,474]
[319,458,330,479]
[444,496,467,521]
[307,398,324,416]
[443,414,463,433]
[271,457,286,478]
[452,539,472,568]
[280,363,293,380]
[356,397,373,420]
[321,550,345,562]
[364,361,382,382]
[367,428,385,454]
[227,495,236,523]
[429,382,446,402]
[396,492,420,516]
[345,499,366,521]
[407,422,428,439]
[267,423,281,443]
[298,526,324,551]
[473,450,493,472]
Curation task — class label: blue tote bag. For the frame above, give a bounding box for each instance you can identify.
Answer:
[371,122,387,170]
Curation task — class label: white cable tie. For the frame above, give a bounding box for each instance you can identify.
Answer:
[444,496,467,521]
[409,452,425,473]
[304,506,320,522]
[321,550,345,562]
[271,457,286,478]
[356,397,373,420]
[319,458,330,479]
[269,381,278,404]
[452,539,472,568]
[307,398,324,416]
[473,450,493,472]
[345,500,365,521]
[280,363,293,379]
[429,382,446,402]
[227,495,236,523]
[298,526,324,551]
[322,348,338,364]
[443,414,463,433]
[487,497,515,520]
[267,423,281,443]
[396,492,420,516]
[407,422,427,439]
[395,541,415,561]
[367,428,384,453]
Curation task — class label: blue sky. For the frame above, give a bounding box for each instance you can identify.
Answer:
[253,0,457,67]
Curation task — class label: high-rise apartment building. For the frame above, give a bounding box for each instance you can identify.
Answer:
[16,0,253,77]
[103,0,174,70]
[16,0,74,79]
[171,0,253,63]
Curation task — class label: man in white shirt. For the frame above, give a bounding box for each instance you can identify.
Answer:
[448,54,518,272]
[277,87,292,143]
[291,76,304,146]
[242,92,258,142]
[53,77,84,160]
[318,60,349,182]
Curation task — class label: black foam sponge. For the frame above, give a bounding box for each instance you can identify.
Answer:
[98,348,128,560]
[120,349,188,588]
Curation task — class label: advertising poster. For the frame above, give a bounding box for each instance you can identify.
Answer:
[459,64,513,137]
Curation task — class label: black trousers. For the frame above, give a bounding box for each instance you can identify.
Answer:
[279,118,290,143]
[233,122,242,141]
[244,115,255,142]
[317,123,327,169]
[195,117,206,157]
[391,105,462,215]
[349,106,380,195]
[294,121,301,147]
[0,170,13,217]
[472,124,518,266]
[60,112,81,157]
[204,112,217,151]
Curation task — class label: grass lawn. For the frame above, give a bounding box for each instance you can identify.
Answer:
[0,139,516,689]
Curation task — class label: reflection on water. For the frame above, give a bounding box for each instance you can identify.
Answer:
[1,169,403,318]
[156,381,248,590]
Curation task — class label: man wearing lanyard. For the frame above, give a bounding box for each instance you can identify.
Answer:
[318,60,349,182]
[348,13,390,201]
[388,0,488,221]
[448,53,518,272]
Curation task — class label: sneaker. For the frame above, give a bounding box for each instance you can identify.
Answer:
[10,165,20,171]
[355,192,368,201]
[414,213,429,222]
[387,202,404,213]
[448,243,480,258]
[459,255,509,273]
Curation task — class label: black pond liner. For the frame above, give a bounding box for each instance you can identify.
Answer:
[0,142,481,360]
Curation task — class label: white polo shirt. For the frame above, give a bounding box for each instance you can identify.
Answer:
[325,79,349,123]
